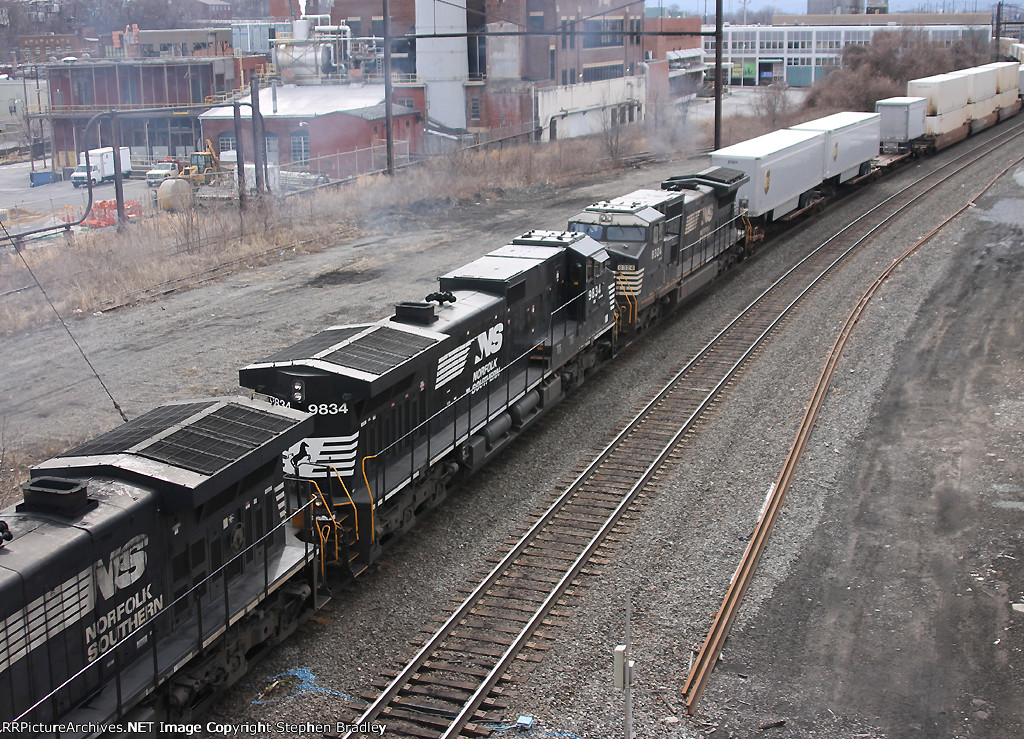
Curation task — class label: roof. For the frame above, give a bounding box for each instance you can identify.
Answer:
[712,128,823,159]
[791,112,880,132]
[246,322,447,382]
[344,102,419,120]
[876,97,927,105]
[32,397,311,509]
[201,83,400,119]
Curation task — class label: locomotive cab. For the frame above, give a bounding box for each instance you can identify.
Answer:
[569,190,688,332]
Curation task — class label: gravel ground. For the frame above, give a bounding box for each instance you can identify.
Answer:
[2,126,1022,739]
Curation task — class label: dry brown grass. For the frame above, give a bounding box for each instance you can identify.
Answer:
[0,130,671,337]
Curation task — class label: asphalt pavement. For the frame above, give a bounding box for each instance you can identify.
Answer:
[0,159,154,240]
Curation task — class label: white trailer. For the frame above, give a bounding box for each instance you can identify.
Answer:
[875,97,927,152]
[710,128,826,220]
[790,111,880,183]
[907,73,969,115]
[948,67,997,103]
[978,61,1020,93]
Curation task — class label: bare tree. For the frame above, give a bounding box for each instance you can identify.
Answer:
[599,100,624,164]
[805,29,991,112]
[751,83,792,129]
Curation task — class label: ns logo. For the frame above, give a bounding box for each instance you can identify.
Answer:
[95,534,149,601]
[475,323,504,363]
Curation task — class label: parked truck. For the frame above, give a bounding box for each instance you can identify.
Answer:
[71,146,133,187]
[145,158,182,187]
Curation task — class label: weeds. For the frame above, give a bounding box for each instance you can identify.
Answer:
[2,129,680,337]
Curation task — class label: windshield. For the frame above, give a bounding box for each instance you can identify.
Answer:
[154,163,173,170]
[568,222,646,242]
[568,222,604,239]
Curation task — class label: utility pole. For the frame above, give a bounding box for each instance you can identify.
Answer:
[233,101,246,217]
[250,76,265,197]
[383,0,395,175]
[995,1,1003,60]
[110,113,127,231]
[715,0,723,150]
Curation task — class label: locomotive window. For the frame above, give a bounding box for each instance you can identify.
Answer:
[568,221,603,239]
[605,226,646,242]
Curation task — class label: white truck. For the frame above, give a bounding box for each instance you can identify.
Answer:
[146,159,182,187]
[71,146,133,187]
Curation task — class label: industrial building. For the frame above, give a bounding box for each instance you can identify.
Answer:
[703,13,992,87]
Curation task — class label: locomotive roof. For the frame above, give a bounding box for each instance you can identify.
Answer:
[584,188,686,214]
[30,397,311,510]
[244,321,449,382]
[443,249,556,284]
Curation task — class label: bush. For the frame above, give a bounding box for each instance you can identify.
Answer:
[805,29,992,112]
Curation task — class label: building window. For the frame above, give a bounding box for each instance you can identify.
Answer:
[583,19,624,49]
[218,132,236,154]
[469,95,481,121]
[291,130,309,165]
[582,64,624,83]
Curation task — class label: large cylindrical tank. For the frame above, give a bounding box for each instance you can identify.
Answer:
[157,178,194,212]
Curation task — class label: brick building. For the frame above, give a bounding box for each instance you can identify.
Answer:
[40,52,267,167]
[200,84,424,179]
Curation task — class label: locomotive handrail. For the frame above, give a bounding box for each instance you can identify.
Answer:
[328,464,360,540]
[359,453,379,542]
[614,271,638,323]
[308,480,343,571]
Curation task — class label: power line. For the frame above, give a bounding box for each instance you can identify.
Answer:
[0,222,130,424]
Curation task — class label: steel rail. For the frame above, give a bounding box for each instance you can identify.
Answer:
[339,118,1024,732]
[343,119,1024,738]
[681,126,1024,716]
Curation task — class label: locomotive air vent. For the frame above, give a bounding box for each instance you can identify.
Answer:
[393,301,437,325]
[17,477,98,518]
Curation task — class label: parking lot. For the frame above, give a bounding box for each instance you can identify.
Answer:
[0,159,154,239]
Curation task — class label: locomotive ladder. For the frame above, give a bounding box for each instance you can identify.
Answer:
[335,117,1024,738]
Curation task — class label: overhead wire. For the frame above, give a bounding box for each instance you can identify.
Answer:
[0,222,130,423]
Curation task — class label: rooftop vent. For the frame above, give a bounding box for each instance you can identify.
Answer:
[393,301,436,325]
[17,477,97,518]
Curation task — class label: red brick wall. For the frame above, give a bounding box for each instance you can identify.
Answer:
[202,108,423,178]
[644,17,701,60]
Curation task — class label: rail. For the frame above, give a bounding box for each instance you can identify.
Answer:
[339,115,1024,738]
[682,117,1024,716]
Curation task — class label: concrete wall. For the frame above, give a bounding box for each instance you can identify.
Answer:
[416,0,469,128]
[536,75,646,142]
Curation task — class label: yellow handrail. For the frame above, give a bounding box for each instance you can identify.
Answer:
[327,465,358,541]
[614,272,638,324]
[360,455,378,543]
[308,480,342,575]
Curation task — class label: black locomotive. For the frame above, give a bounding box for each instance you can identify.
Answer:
[238,167,748,575]
[1,398,315,733]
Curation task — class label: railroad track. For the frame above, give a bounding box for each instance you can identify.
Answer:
[336,119,1024,739]
[682,127,1024,716]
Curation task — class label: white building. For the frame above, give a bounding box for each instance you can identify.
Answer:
[703,13,991,87]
